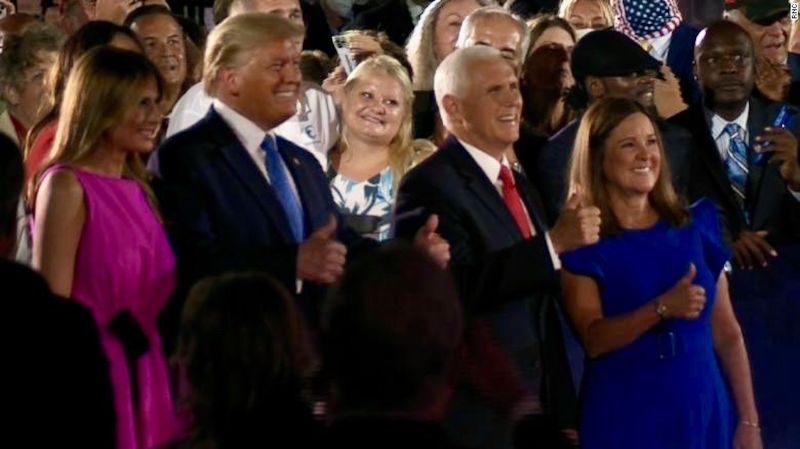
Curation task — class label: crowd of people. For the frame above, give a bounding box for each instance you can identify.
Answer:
[1,0,799,448]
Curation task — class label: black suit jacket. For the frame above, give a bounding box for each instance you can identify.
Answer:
[672,97,800,248]
[393,137,577,429]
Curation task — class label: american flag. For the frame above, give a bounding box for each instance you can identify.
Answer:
[612,0,684,41]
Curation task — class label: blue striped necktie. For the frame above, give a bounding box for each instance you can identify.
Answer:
[723,123,748,206]
[261,135,304,242]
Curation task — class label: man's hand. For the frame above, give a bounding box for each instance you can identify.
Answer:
[755,126,800,191]
[413,214,450,268]
[297,215,347,284]
[732,230,777,270]
[550,192,601,254]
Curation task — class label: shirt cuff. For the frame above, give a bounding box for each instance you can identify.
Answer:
[296,279,303,294]
[544,232,562,270]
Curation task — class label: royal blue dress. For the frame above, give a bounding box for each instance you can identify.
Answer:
[561,199,736,449]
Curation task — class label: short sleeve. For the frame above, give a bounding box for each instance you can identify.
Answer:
[561,246,605,283]
[690,198,730,278]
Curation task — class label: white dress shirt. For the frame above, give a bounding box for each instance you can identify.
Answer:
[167,81,339,169]
[647,32,672,62]
[214,100,306,293]
[459,139,562,269]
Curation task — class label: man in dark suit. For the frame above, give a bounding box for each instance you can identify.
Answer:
[677,21,800,447]
[154,13,447,339]
[537,29,694,223]
[394,46,601,449]
[675,20,800,267]
[0,133,115,447]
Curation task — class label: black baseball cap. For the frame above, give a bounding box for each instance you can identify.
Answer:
[571,29,663,84]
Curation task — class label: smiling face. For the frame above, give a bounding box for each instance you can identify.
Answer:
[448,57,522,157]
[433,0,481,61]
[588,69,657,110]
[602,112,661,199]
[105,77,162,154]
[131,14,187,87]
[568,0,609,30]
[224,37,303,130]
[343,70,407,147]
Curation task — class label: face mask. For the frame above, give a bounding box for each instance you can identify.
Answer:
[575,28,594,41]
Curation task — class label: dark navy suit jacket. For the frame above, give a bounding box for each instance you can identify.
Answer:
[153,108,370,341]
[672,97,800,248]
[393,137,577,432]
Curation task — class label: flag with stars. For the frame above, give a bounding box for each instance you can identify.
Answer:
[612,0,683,41]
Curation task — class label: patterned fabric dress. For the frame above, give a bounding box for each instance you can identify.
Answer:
[328,165,395,241]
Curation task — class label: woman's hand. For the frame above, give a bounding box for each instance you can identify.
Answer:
[346,34,382,57]
[322,65,347,104]
[733,422,763,449]
[656,264,706,319]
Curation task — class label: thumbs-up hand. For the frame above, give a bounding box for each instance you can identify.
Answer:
[656,264,707,320]
[297,215,347,284]
[550,190,601,254]
[413,214,451,268]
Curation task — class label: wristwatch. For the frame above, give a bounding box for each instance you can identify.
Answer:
[655,301,668,319]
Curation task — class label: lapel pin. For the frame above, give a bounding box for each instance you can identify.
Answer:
[293,157,300,166]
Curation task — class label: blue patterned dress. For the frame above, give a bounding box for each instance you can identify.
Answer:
[328,166,395,241]
[561,199,736,449]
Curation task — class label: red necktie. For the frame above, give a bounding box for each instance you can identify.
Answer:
[498,165,533,239]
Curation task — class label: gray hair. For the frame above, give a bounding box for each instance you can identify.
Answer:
[405,0,497,91]
[434,45,504,111]
[455,6,530,65]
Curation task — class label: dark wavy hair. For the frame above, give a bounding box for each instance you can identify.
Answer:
[323,243,464,413]
[178,272,318,448]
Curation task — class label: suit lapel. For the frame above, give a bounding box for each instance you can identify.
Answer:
[445,139,525,240]
[697,105,743,215]
[515,170,547,234]
[209,110,295,242]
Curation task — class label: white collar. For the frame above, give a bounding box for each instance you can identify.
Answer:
[711,101,750,140]
[213,99,272,152]
[457,138,511,185]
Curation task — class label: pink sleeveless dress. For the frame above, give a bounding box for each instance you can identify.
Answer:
[40,166,179,449]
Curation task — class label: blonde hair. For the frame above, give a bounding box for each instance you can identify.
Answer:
[38,47,163,207]
[339,55,416,183]
[568,97,688,236]
[406,0,496,91]
[203,13,304,96]
[557,0,614,28]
